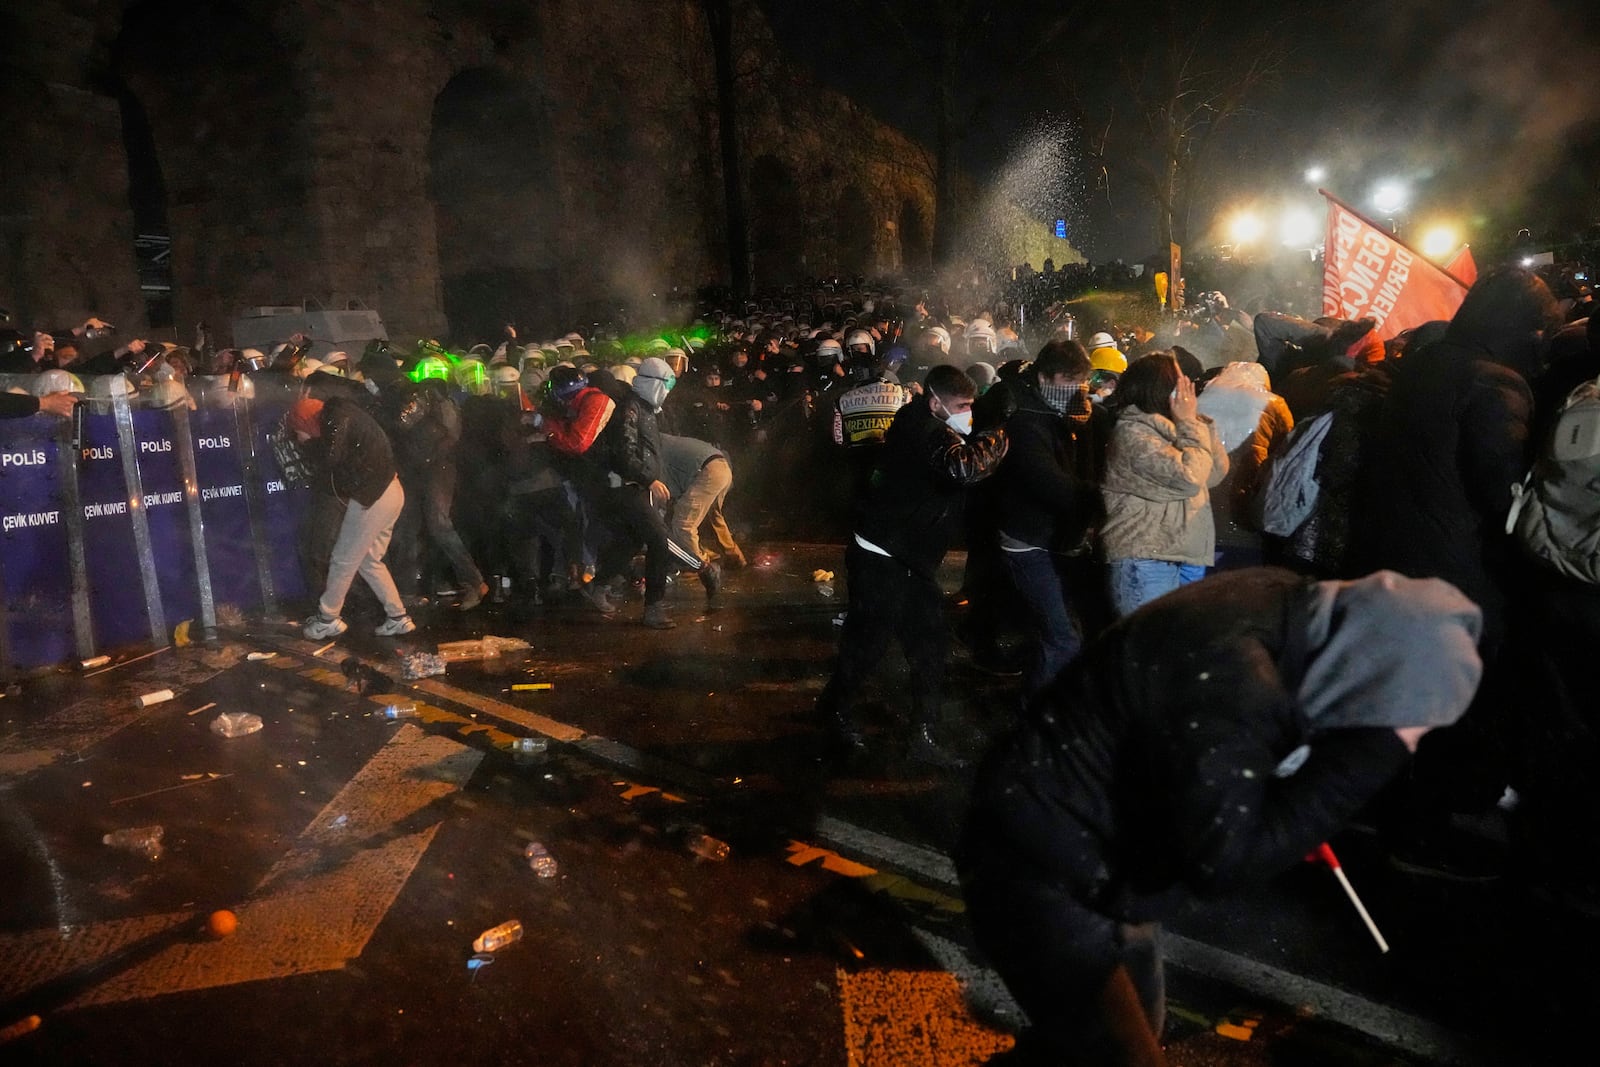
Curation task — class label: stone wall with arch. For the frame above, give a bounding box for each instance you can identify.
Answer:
[1,0,936,346]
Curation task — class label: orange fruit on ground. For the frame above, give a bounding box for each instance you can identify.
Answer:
[207,910,238,938]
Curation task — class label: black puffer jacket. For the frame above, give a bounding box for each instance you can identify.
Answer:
[993,377,1109,551]
[597,387,665,487]
[1354,340,1532,637]
[857,399,1007,580]
[317,396,397,507]
[964,568,1407,922]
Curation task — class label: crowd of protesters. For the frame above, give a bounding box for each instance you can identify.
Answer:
[6,259,1600,1063]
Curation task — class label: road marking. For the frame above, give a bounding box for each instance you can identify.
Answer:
[0,647,240,780]
[784,841,876,879]
[837,968,1013,1066]
[0,725,481,1009]
[411,678,584,742]
[253,635,1506,1065]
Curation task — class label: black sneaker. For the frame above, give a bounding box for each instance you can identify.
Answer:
[699,559,723,610]
[642,601,677,630]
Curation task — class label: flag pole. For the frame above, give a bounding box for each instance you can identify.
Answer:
[1318,188,1473,292]
[1314,842,1390,953]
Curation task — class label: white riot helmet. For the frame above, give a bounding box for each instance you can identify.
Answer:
[33,368,83,396]
[965,322,997,355]
[926,326,951,354]
[844,329,876,357]
[815,338,844,364]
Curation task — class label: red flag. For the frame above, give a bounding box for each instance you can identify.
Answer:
[1321,191,1471,341]
[1445,245,1478,287]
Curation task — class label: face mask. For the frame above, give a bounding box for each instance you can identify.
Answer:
[932,394,972,436]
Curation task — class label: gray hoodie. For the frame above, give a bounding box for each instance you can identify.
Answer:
[1298,571,1483,732]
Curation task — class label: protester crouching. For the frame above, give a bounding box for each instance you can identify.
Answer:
[962,568,1484,1066]
[286,396,415,639]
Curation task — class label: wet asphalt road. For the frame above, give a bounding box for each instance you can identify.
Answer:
[0,542,1584,1065]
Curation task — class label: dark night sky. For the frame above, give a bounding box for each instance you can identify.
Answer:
[759,0,1600,262]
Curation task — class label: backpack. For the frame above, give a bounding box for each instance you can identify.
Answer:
[1508,374,1600,584]
[1254,410,1335,536]
[269,416,315,488]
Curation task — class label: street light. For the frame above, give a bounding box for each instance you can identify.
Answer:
[1280,209,1318,248]
[1371,181,1408,215]
[1228,211,1265,246]
[1304,165,1327,184]
[1419,224,1460,260]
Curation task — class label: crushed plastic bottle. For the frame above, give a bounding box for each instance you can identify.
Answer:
[524,841,559,878]
[380,702,419,720]
[472,919,524,953]
[103,825,164,859]
[400,651,447,681]
[210,712,264,738]
[816,582,835,598]
[512,737,549,756]
[686,833,731,862]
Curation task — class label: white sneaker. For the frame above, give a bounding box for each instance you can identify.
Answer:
[303,614,348,640]
[374,615,416,636]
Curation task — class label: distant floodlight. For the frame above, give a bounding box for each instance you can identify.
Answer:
[1280,209,1318,248]
[1419,225,1460,260]
[1521,256,1535,268]
[1305,165,1327,184]
[1228,211,1265,246]
[1372,181,1408,214]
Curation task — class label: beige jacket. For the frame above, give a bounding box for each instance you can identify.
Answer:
[1100,408,1229,565]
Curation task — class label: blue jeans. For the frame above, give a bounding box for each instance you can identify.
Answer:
[1108,559,1207,618]
[1003,549,1083,696]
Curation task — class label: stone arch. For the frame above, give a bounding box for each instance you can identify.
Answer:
[114,1,315,338]
[429,67,561,344]
[748,154,804,289]
[898,196,931,274]
[112,80,171,328]
[833,184,875,278]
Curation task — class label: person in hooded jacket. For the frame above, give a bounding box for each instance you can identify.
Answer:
[589,358,719,628]
[1353,267,1558,870]
[1354,266,1557,649]
[1195,362,1293,569]
[961,567,1483,1066]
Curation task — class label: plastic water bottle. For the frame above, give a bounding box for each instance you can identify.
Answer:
[686,833,730,862]
[816,581,835,598]
[381,702,419,720]
[472,919,523,953]
[103,825,164,859]
[524,841,558,878]
[512,737,549,756]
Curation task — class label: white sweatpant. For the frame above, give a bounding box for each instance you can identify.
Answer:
[318,476,406,619]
